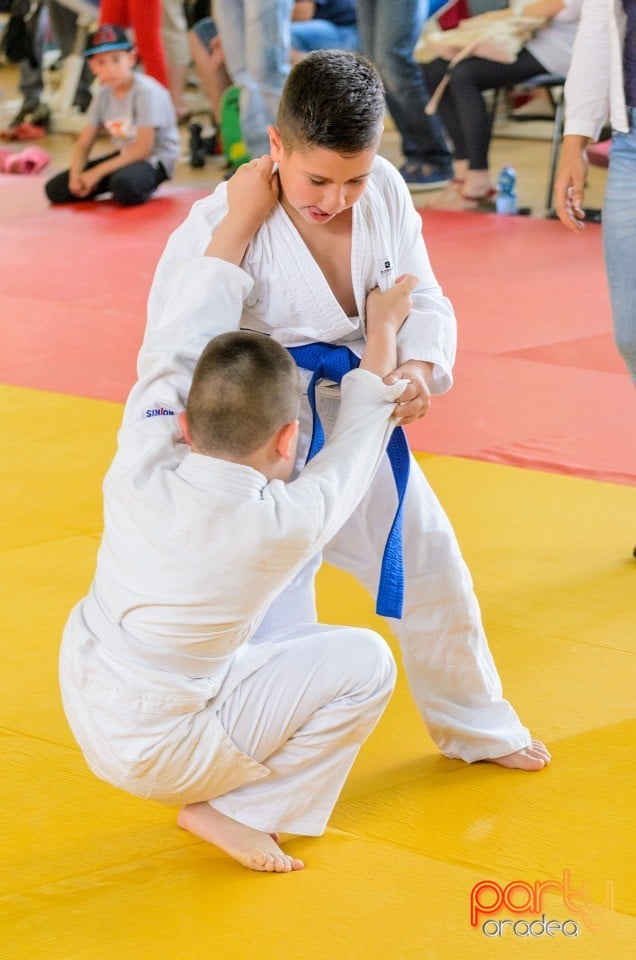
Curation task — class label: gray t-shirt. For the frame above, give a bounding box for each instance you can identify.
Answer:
[87,72,180,177]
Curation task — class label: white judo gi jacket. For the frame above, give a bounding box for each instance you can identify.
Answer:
[59,258,405,805]
[143,155,533,764]
[148,155,457,388]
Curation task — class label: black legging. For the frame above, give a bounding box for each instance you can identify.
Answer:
[422,48,545,171]
[45,152,167,206]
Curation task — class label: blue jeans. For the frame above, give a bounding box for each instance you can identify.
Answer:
[603,107,636,385]
[356,0,451,169]
[192,17,218,48]
[290,19,359,53]
[215,0,293,158]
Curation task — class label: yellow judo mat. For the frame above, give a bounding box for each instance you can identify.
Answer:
[1,383,635,960]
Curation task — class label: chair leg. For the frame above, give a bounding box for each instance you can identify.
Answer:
[487,87,503,145]
[545,89,564,212]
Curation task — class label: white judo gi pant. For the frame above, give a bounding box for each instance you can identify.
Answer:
[61,606,395,836]
[210,624,395,835]
[254,383,531,763]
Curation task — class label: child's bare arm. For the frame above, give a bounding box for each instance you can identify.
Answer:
[205,156,280,265]
[68,125,98,195]
[360,274,419,378]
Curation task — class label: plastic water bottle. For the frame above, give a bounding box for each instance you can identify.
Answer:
[495,165,518,215]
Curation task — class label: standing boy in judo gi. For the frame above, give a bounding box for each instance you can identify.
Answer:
[149,50,551,773]
[60,154,420,873]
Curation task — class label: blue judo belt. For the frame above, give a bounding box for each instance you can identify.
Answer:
[288,342,410,620]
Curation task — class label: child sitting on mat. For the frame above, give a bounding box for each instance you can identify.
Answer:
[59,154,417,872]
[45,25,179,207]
[149,50,551,773]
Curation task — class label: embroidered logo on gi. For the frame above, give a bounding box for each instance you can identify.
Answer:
[145,406,175,418]
[375,257,395,292]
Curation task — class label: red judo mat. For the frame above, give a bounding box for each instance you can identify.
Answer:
[0,179,210,400]
[413,210,635,486]
[0,177,634,485]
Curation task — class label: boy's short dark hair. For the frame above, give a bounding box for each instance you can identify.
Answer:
[277,50,385,155]
[187,332,300,457]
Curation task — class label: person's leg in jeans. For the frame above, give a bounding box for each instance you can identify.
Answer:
[603,113,636,558]
[215,0,292,158]
[356,0,452,189]
[603,116,636,386]
[290,19,359,55]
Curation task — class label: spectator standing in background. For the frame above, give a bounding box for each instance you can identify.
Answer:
[554,0,636,389]
[553,0,636,555]
[189,1,359,125]
[99,0,170,88]
[161,0,192,120]
[355,0,453,190]
[214,0,293,158]
[8,0,94,128]
[290,0,359,61]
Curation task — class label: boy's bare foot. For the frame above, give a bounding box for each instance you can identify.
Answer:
[177,802,304,873]
[488,740,551,771]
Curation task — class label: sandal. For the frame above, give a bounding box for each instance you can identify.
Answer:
[461,188,497,212]
[431,178,465,207]
[1,122,47,142]
[431,187,497,212]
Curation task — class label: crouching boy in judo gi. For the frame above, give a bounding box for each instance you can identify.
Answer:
[148,50,551,772]
[59,155,420,873]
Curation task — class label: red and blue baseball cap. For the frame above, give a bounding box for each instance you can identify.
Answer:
[84,25,133,57]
